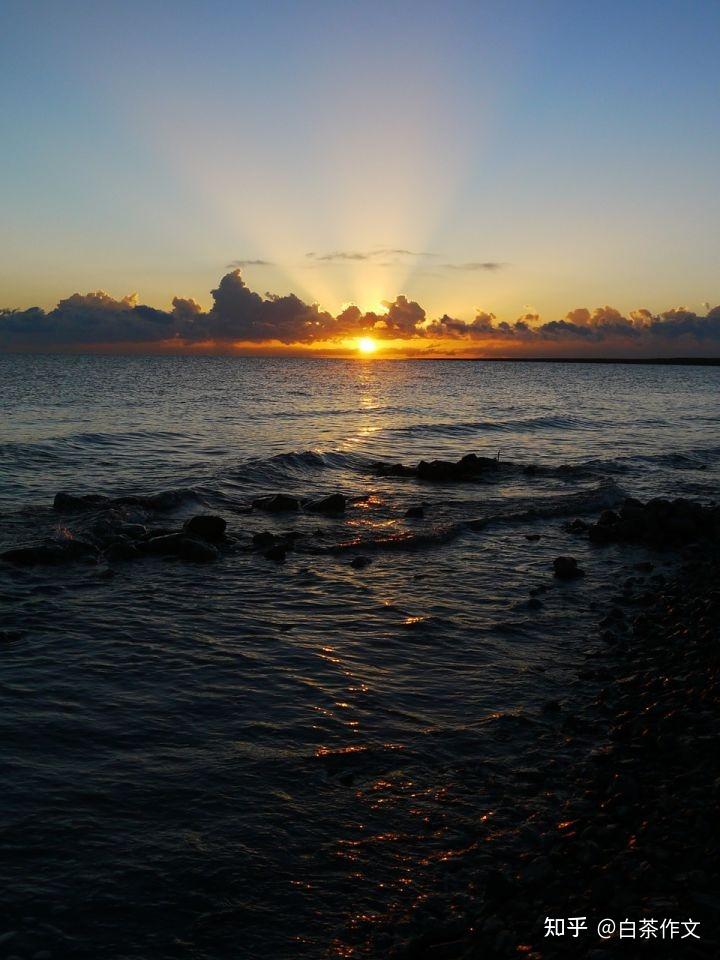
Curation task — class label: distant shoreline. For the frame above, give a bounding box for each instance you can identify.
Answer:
[424,356,720,366]
[2,352,719,366]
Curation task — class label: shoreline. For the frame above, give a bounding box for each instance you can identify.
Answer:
[349,506,720,959]
[1,352,719,366]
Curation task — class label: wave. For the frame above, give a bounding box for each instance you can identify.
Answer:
[575,444,720,475]
[325,481,622,556]
[225,449,368,488]
[369,414,605,440]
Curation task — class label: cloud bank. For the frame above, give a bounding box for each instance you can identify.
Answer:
[1,270,719,356]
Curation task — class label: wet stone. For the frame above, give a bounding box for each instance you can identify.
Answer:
[305,493,346,514]
[264,545,287,563]
[553,556,584,579]
[183,514,227,541]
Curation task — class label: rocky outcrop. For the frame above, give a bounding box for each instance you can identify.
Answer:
[586,497,720,548]
[374,452,502,482]
[183,515,227,541]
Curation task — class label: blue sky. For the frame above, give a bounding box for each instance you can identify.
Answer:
[1,0,719,326]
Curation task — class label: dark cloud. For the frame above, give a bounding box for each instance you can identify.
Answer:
[425,304,720,352]
[441,261,506,271]
[226,259,273,268]
[306,248,435,262]
[1,271,720,354]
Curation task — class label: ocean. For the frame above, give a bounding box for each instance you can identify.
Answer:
[1,355,719,958]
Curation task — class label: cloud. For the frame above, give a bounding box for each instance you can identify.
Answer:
[441,261,506,271]
[424,303,720,352]
[2,271,720,355]
[306,248,435,262]
[226,259,273,268]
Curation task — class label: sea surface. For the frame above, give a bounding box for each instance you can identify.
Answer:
[1,355,719,959]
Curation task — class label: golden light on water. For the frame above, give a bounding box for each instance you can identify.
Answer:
[356,337,378,355]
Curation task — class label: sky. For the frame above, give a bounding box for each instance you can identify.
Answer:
[1,0,719,356]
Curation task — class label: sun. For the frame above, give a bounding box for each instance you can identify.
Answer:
[357,337,378,355]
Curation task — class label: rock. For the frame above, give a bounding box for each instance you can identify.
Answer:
[416,459,460,481]
[53,491,109,512]
[252,531,279,549]
[305,494,346,514]
[252,532,297,555]
[405,506,425,519]
[350,556,371,569]
[183,514,227,541]
[417,453,499,482]
[142,533,186,555]
[553,556,584,579]
[525,533,541,541]
[264,545,287,563]
[118,523,147,539]
[373,461,416,478]
[588,522,617,544]
[252,494,300,513]
[1,540,95,566]
[178,537,219,563]
[566,518,588,533]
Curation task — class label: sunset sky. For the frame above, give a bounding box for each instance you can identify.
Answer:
[1,0,719,356]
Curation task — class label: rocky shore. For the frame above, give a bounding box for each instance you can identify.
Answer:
[348,508,720,960]
[2,476,719,960]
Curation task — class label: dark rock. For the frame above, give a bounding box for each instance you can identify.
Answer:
[183,514,227,541]
[417,453,499,482]
[54,491,109,512]
[416,459,459,481]
[553,556,584,579]
[252,494,300,513]
[542,699,562,713]
[588,522,617,544]
[118,523,148,539]
[620,497,645,521]
[142,533,185,555]
[350,556,371,569]
[566,518,589,533]
[306,494,346,514]
[1,540,96,566]
[405,506,425,519]
[264,545,287,563]
[373,461,416,478]
[252,531,297,554]
[525,533,541,541]
[178,537,219,562]
[253,531,279,549]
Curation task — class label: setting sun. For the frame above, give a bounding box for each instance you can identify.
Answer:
[357,337,378,355]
